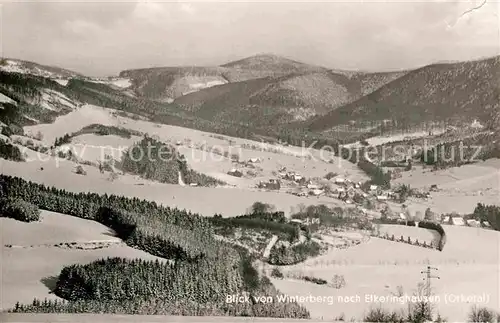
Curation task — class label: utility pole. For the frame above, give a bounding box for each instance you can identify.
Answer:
[421,266,440,297]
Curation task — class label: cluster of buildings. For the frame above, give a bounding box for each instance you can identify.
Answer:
[227,157,265,178]
[441,215,490,228]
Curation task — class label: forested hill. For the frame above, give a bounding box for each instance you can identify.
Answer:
[307,56,500,132]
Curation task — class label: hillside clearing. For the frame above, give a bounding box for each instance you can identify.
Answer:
[392,159,500,214]
[1,210,121,246]
[0,152,345,217]
[0,211,168,312]
[271,225,500,321]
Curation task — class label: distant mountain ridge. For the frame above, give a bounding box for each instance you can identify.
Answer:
[118,54,410,127]
[119,54,407,103]
[1,53,498,152]
[307,55,500,132]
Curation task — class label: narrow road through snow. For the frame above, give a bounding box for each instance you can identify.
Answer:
[262,235,278,259]
[178,171,185,186]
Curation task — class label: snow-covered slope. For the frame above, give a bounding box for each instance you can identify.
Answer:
[0,59,80,79]
[0,93,16,105]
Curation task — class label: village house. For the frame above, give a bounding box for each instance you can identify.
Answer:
[248,157,262,163]
[471,119,484,129]
[307,183,320,190]
[376,195,389,201]
[451,216,465,226]
[370,185,378,192]
[293,174,304,182]
[258,179,281,190]
[189,183,198,187]
[283,172,303,183]
[227,168,243,177]
[278,172,288,178]
[309,189,324,197]
[335,187,346,194]
[466,219,480,227]
[334,177,346,185]
[387,191,399,200]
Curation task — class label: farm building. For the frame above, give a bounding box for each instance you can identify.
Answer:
[258,179,281,190]
[471,119,484,129]
[189,183,198,187]
[451,217,465,226]
[290,219,303,225]
[466,219,480,227]
[283,172,303,182]
[307,183,320,189]
[227,169,243,177]
[293,175,304,182]
[309,189,324,196]
[248,157,262,163]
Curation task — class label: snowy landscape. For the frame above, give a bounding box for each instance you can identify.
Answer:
[1,1,499,322]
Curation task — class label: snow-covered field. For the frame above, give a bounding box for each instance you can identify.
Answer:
[392,160,500,214]
[1,241,168,312]
[23,104,368,188]
[60,133,141,163]
[272,225,500,321]
[0,149,345,217]
[110,78,132,88]
[4,101,499,321]
[0,59,77,79]
[1,210,121,246]
[376,224,440,246]
[0,210,171,311]
[344,129,447,148]
[54,79,69,86]
[24,105,117,144]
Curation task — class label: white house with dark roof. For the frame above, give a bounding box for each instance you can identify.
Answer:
[451,217,465,226]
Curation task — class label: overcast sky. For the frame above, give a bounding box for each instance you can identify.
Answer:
[1,0,499,76]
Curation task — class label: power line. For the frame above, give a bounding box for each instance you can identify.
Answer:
[420,266,440,297]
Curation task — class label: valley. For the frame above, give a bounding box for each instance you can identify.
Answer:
[1,53,499,322]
